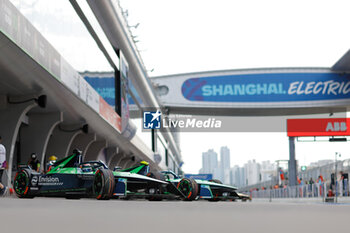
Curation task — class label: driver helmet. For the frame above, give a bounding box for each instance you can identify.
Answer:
[48,155,57,162]
[140,161,149,166]
[81,163,93,172]
[31,153,37,160]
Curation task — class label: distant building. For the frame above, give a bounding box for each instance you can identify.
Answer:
[213,167,222,181]
[220,146,230,170]
[220,146,231,184]
[201,149,218,175]
[260,160,275,182]
[230,165,246,188]
[239,166,246,187]
[244,160,261,185]
[309,160,333,168]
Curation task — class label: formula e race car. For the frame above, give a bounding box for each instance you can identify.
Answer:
[157,171,241,201]
[13,150,167,200]
[124,162,249,201]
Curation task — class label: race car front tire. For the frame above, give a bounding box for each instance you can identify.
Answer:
[93,169,115,200]
[177,178,198,201]
[14,169,33,198]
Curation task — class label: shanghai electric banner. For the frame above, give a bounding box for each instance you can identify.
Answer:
[182,72,350,102]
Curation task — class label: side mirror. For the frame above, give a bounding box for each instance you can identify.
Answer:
[73,148,82,155]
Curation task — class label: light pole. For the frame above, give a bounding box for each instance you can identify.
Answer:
[269,174,273,202]
[335,152,341,203]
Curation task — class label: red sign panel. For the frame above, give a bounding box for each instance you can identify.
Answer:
[99,96,122,132]
[287,118,350,137]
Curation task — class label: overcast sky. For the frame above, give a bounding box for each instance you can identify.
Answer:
[117,0,350,173]
[10,0,350,173]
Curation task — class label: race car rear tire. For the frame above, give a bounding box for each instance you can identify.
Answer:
[177,178,198,201]
[146,172,165,201]
[93,169,115,200]
[14,169,34,198]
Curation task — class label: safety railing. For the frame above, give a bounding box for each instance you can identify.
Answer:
[250,179,350,199]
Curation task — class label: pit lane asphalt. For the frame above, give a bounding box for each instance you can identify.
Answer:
[0,197,348,233]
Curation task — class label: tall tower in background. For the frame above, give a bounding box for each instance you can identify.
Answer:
[220,146,231,184]
[220,146,230,169]
[202,149,218,175]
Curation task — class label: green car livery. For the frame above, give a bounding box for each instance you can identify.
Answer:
[13,150,167,200]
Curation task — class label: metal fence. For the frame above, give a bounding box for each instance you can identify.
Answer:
[251,179,350,199]
[240,158,350,193]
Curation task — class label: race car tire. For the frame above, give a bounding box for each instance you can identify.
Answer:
[146,172,165,201]
[93,169,115,200]
[209,179,223,184]
[177,178,198,201]
[14,169,34,198]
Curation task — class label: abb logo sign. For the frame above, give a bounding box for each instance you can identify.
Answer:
[287,118,350,137]
[326,122,347,132]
